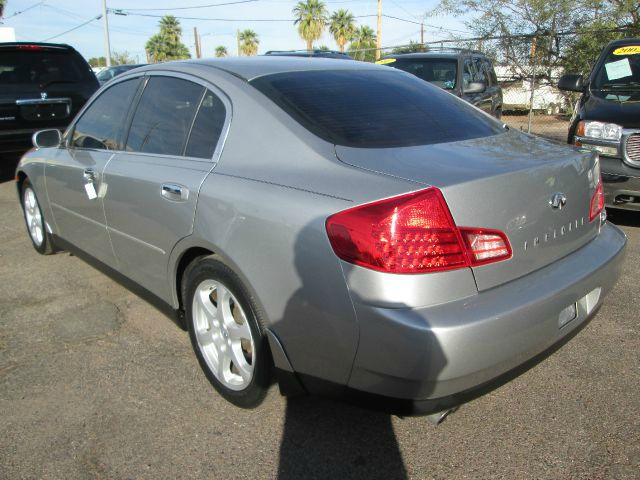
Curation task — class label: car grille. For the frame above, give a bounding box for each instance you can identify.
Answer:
[625,134,640,166]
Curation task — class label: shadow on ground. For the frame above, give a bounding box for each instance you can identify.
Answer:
[607,208,640,228]
[0,153,22,183]
[277,396,407,480]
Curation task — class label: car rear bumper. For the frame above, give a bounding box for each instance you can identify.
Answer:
[347,222,626,405]
[601,156,640,211]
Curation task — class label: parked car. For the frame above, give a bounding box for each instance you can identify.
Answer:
[96,64,147,85]
[377,50,503,118]
[559,38,640,211]
[0,42,99,155]
[17,58,625,418]
[264,49,352,59]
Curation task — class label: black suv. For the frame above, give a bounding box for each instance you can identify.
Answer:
[559,38,640,211]
[377,50,503,118]
[0,42,99,155]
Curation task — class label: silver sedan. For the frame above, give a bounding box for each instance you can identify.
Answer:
[16,57,626,417]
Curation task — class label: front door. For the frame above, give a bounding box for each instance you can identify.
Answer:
[45,77,142,266]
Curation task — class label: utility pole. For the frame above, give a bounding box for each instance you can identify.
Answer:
[420,22,424,51]
[376,0,382,61]
[194,26,201,58]
[101,0,112,67]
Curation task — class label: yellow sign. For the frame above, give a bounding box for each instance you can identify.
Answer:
[375,58,397,65]
[613,46,640,56]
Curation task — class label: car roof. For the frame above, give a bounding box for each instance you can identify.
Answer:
[605,38,640,48]
[142,57,380,81]
[381,50,485,61]
[0,42,74,51]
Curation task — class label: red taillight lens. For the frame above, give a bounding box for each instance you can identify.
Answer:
[589,176,604,222]
[16,45,46,51]
[326,187,511,274]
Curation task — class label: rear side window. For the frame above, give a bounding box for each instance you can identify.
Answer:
[251,70,502,148]
[185,90,227,159]
[0,47,94,86]
[126,77,203,156]
[72,78,141,150]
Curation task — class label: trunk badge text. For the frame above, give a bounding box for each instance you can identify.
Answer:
[523,216,586,251]
[549,192,567,210]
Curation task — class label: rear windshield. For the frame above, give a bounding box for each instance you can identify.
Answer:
[251,69,502,148]
[0,47,95,86]
[391,59,458,90]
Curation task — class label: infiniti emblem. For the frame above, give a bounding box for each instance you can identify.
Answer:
[40,92,47,100]
[549,192,567,210]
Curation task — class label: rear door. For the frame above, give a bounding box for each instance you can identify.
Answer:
[103,74,229,301]
[45,77,142,267]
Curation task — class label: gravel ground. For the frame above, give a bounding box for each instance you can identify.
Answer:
[0,175,638,480]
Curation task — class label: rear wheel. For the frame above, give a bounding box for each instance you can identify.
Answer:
[184,256,271,408]
[21,179,55,255]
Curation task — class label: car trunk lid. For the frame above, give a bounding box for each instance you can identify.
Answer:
[335,130,602,291]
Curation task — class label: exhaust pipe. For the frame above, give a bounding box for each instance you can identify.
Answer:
[427,407,458,425]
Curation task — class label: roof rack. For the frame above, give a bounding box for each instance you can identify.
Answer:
[264,49,351,56]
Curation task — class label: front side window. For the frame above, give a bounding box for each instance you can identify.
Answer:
[462,59,475,90]
[72,78,140,150]
[251,69,503,149]
[125,77,204,156]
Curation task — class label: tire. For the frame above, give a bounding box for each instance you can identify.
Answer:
[21,179,55,255]
[183,255,271,408]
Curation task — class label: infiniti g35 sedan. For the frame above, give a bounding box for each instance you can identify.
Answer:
[16,58,626,416]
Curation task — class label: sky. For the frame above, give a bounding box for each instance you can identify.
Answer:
[0,0,472,62]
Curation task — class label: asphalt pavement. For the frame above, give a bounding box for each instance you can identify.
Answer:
[0,173,638,479]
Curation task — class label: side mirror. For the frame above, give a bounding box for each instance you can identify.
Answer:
[32,129,62,149]
[464,81,486,94]
[558,74,584,92]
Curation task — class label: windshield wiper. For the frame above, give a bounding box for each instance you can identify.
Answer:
[601,81,640,90]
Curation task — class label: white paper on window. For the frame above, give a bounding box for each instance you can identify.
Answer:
[605,58,632,81]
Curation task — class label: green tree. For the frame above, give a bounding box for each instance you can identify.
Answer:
[293,0,328,51]
[348,25,377,62]
[433,0,639,80]
[0,0,6,18]
[87,56,107,68]
[145,15,191,63]
[111,50,135,65]
[239,29,259,56]
[392,40,428,54]
[215,45,228,58]
[329,9,356,53]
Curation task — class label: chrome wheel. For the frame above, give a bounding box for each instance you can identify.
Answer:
[192,279,255,391]
[23,187,44,247]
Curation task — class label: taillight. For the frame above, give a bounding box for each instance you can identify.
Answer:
[326,187,511,274]
[589,175,604,222]
[16,45,46,51]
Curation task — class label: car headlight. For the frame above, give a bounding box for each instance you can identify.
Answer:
[576,120,622,142]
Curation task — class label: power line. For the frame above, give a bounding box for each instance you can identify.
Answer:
[41,15,103,42]
[112,10,378,22]
[3,1,47,19]
[111,0,258,12]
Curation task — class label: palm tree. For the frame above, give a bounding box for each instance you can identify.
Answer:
[329,9,356,53]
[239,30,259,56]
[215,46,228,58]
[0,0,6,18]
[349,25,377,62]
[293,0,328,51]
[145,16,190,63]
[158,15,181,46]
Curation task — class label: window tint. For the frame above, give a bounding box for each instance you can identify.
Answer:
[126,77,203,156]
[72,78,140,150]
[392,59,457,90]
[185,90,227,159]
[251,70,503,149]
[0,48,95,85]
[462,59,474,89]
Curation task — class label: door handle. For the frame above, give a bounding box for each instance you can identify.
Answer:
[83,168,96,182]
[161,183,189,201]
